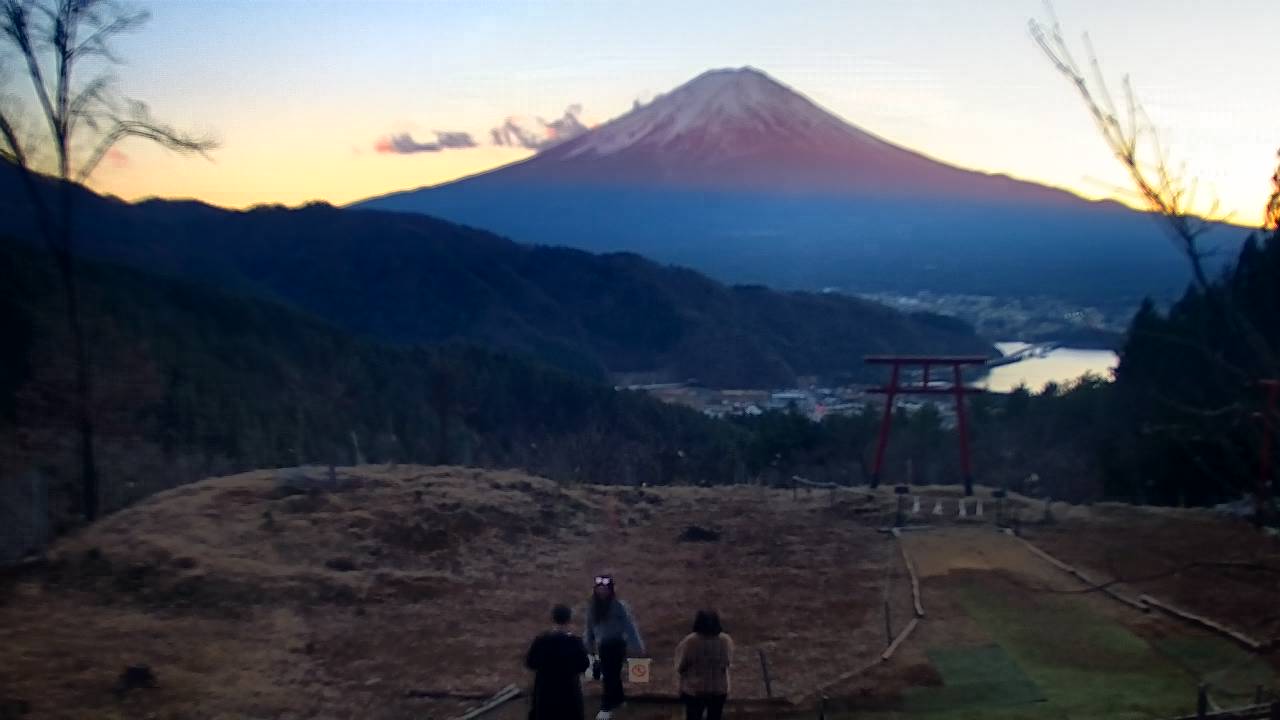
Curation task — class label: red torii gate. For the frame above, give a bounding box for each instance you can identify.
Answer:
[865,355,987,496]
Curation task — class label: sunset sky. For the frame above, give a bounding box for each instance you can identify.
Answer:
[24,0,1279,225]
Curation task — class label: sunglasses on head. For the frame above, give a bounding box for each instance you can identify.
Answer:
[594,576,613,586]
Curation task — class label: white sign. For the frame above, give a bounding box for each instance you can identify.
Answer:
[627,658,651,684]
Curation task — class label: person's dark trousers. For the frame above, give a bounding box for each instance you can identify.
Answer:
[682,694,726,720]
[598,637,628,712]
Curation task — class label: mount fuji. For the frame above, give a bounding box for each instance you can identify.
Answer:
[355,67,1240,303]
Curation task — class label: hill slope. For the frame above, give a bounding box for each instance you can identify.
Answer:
[3,466,1274,719]
[0,466,897,719]
[0,161,991,388]
[0,238,746,546]
[357,67,1244,303]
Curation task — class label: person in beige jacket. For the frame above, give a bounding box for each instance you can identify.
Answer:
[674,609,734,720]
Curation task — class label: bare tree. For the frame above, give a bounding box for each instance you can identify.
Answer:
[1030,7,1280,523]
[1266,151,1280,232]
[1028,7,1227,291]
[1,0,215,521]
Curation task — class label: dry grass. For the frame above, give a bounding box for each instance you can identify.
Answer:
[4,468,1277,720]
[1023,510,1280,642]
[0,466,900,719]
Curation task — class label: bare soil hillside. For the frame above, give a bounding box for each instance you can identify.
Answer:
[3,468,1277,720]
[0,466,898,720]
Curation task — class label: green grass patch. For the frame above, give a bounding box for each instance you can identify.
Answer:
[1151,635,1275,703]
[953,581,1198,719]
[902,645,1044,713]
[851,578,1226,719]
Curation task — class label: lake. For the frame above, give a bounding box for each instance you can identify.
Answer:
[980,341,1119,393]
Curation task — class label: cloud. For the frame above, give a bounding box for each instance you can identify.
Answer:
[374,130,477,154]
[105,148,129,169]
[434,131,477,149]
[490,104,589,151]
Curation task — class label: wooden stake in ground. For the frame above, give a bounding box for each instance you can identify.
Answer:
[896,533,925,618]
[447,685,521,720]
[1140,595,1267,652]
[881,618,920,661]
[758,649,774,699]
[1009,532,1147,612]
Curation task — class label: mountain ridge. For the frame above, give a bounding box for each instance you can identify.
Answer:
[355,66,1244,303]
[0,159,993,388]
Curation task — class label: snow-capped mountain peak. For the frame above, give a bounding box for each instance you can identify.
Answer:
[557,66,875,160]
[395,65,1073,201]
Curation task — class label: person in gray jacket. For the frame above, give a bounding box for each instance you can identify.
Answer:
[584,575,644,720]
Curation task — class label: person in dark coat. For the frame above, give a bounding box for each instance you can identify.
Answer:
[584,575,645,720]
[526,604,591,720]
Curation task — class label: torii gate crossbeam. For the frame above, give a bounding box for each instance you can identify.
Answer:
[865,355,987,496]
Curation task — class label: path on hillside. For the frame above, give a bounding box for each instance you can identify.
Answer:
[819,527,1279,720]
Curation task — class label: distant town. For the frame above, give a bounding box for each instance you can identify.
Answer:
[621,381,965,428]
[619,289,1132,424]
[853,290,1131,349]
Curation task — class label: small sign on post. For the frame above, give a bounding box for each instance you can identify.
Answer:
[894,485,909,527]
[627,658,651,684]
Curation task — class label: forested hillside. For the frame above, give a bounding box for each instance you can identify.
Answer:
[0,160,992,388]
[0,238,746,543]
[962,221,1280,513]
[1106,223,1280,507]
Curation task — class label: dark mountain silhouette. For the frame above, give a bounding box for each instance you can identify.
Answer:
[0,160,991,388]
[0,236,751,536]
[356,67,1245,303]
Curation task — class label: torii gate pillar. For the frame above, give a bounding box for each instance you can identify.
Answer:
[866,355,987,496]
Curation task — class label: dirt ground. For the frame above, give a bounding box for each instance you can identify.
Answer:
[0,466,904,720]
[3,470,1278,720]
[1021,507,1280,643]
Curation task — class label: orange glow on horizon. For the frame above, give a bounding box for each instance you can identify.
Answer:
[89,145,535,210]
[86,146,1263,229]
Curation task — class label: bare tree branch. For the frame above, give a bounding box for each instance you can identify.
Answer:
[1267,150,1280,232]
[77,102,216,183]
[69,5,147,63]
[0,0,216,523]
[1032,4,1280,522]
[2,0,60,151]
[1029,8,1223,290]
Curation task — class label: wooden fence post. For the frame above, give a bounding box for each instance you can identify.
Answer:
[884,599,893,647]
[758,649,774,699]
[894,485,909,528]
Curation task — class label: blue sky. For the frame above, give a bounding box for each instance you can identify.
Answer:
[70,0,1280,222]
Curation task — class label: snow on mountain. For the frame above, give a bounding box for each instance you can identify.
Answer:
[461,66,1072,202]
[350,66,1235,303]
[558,66,872,158]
